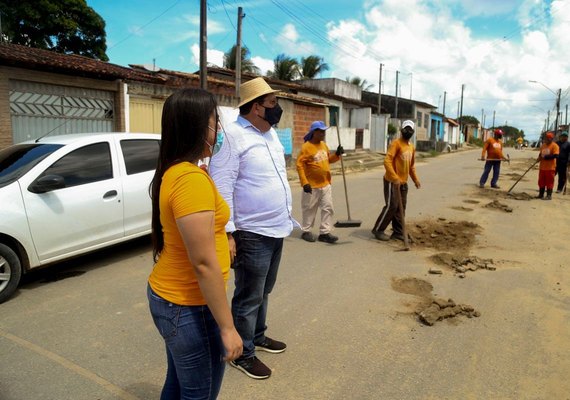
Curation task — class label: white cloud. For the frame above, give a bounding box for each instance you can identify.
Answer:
[252,56,274,75]
[189,44,225,69]
[274,23,318,56]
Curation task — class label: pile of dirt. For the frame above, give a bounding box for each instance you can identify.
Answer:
[484,200,513,212]
[410,219,481,255]
[451,206,473,212]
[429,253,496,277]
[507,192,534,200]
[391,277,480,326]
[419,298,481,326]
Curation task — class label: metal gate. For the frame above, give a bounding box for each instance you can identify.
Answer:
[9,80,115,143]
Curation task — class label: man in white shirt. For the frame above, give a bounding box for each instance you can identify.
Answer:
[209,77,297,380]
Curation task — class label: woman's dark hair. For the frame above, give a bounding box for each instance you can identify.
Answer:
[150,88,218,262]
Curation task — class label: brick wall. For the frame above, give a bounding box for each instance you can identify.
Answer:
[292,103,326,157]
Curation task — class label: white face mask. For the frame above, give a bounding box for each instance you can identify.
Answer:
[206,126,224,157]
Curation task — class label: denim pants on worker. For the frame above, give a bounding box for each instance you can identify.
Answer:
[480,160,501,187]
[232,230,284,359]
[147,285,225,400]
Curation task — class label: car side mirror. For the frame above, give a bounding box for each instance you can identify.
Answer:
[28,174,66,193]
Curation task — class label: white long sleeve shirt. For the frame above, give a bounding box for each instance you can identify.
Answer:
[209,116,298,238]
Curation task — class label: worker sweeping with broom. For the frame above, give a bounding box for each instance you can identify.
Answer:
[372,120,421,242]
[296,121,343,243]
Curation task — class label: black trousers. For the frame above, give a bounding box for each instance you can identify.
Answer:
[372,178,408,235]
[556,161,568,191]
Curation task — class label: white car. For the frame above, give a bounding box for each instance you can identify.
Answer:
[0,133,161,303]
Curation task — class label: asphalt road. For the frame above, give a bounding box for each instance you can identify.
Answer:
[1,147,569,400]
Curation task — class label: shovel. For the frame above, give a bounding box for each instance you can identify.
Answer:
[395,185,410,251]
[333,113,362,228]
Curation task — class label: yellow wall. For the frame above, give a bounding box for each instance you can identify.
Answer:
[129,97,163,133]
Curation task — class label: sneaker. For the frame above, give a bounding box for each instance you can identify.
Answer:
[491,185,500,189]
[255,337,287,353]
[390,232,405,241]
[318,233,338,243]
[230,356,271,380]
[556,189,562,193]
[372,230,390,241]
[301,232,316,242]
[479,184,484,188]
[543,195,552,200]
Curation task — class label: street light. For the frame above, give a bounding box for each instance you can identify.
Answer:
[529,80,561,132]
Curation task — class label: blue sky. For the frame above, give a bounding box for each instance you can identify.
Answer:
[87,0,570,140]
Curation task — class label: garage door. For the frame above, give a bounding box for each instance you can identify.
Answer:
[129,97,163,134]
[9,80,115,143]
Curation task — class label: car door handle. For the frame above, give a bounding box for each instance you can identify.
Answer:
[103,190,118,199]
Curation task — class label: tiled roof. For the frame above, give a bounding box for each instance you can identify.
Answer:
[0,43,165,83]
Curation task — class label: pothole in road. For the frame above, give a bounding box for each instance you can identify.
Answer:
[410,219,481,255]
[484,200,513,212]
[391,277,481,326]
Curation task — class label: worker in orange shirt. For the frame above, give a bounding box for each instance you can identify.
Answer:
[479,129,507,188]
[296,121,343,243]
[537,131,560,200]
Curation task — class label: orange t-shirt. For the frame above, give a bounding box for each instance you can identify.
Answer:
[482,138,504,160]
[296,141,339,188]
[539,142,560,171]
[148,162,230,305]
[384,138,419,185]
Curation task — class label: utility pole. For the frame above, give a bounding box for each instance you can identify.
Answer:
[409,72,413,99]
[395,71,399,119]
[459,84,464,139]
[565,104,568,125]
[377,63,383,115]
[555,88,561,132]
[235,7,244,98]
[442,91,447,116]
[199,0,207,89]
[492,110,496,129]
[547,110,550,131]
[481,109,484,129]
[456,101,459,119]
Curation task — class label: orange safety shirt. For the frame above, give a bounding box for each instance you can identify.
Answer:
[481,137,504,160]
[296,141,339,189]
[539,142,560,171]
[384,138,420,185]
[148,162,230,305]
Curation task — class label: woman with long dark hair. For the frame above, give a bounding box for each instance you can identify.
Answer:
[148,88,242,399]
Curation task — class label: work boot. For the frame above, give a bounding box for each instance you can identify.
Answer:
[301,232,316,242]
[536,188,545,199]
[543,189,552,200]
[318,233,339,243]
[372,230,390,241]
[390,232,405,241]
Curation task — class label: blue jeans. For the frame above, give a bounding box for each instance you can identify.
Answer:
[147,285,225,400]
[232,231,283,359]
[480,160,501,187]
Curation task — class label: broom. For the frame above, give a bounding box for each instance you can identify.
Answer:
[333,113,362,228]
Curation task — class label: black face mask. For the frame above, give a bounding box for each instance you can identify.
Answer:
[262,104,283,126]
[402,131,414,140]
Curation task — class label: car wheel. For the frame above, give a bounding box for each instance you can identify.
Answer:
[0,243,22,303]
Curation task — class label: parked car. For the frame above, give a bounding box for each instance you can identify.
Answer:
[0,133,161,303]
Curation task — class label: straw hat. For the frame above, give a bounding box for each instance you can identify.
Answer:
[238,77,279,107]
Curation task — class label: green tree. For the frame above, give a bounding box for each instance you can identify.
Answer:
[346,76,373,90]
[223,45,260,75]
[0,0,109,61]
[267,54,299,81]
[458,115,479,126]
[299,55,328,79]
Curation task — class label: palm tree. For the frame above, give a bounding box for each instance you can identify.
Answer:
[299,55,329,79]
[346,76,374,91]
[223,45,260,75]
[267,54,300,81]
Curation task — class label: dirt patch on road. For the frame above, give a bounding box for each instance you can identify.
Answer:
[391,277,481,325]
[484,200,513,212]
[409,219,481,256]
[451,206,474,212]
[429,253,497,278]
[507,192,534,200]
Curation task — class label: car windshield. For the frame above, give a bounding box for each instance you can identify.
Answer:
[0,144,63,188]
